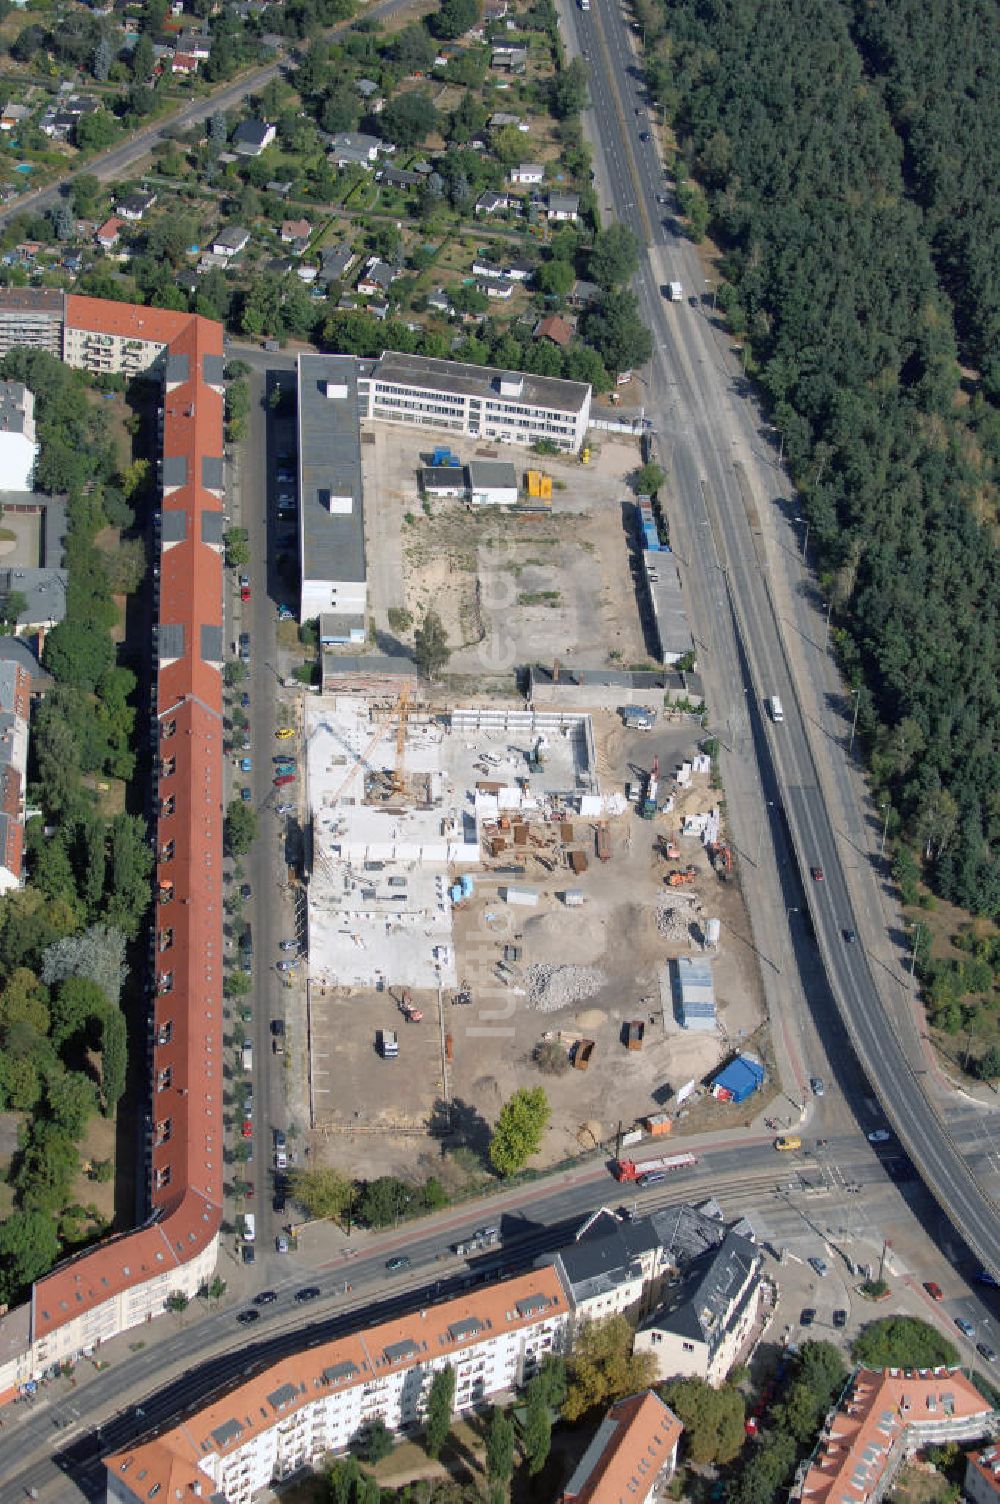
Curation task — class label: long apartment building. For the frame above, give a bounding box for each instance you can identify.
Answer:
[0,292,224,1396]
[0,657,31,893]
[105,1269,570,1504]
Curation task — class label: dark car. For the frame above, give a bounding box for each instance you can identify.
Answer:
[242,1245,255,1266]
[810,865,824,881]
[271,1019,286,1037]
[236,1309,260,1325]
[240,883,252,900]
[240,692,250,709]
[639,131,651,142]
[616,1205,634,1222]
[254,1290,277,1306]
[386,1255,411,1273]
[833,1309,847,1329]
[800,1307,816,1326]
[295,1286,320,1303]
[273,1188,286,1214]
[978,1341,997,1364]
[843,928,857,944]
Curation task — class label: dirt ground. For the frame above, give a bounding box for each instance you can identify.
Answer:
[362,426,653,673]
[309,712,768,1181]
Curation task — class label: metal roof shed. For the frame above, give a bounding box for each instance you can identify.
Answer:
[711,1054,765,1103]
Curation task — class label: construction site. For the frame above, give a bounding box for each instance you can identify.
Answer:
[304,691,767,1173]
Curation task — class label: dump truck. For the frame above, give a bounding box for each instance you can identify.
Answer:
[595,824,611,862]
[613,1151,697,1183]
[399,992,423,1023]
[625,1020,645,1051]
[573,1039,595,1070]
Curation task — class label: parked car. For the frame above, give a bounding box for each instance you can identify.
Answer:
[276,727,295,740]
[239,757,252,772]
[276,1234,290,1254]
[279,939,298,952]
[240,787,252,803]
[978,1342,997,1364]
[274,773,295,788]
[924,1281,945,1301]
[956,1317,976,1338]
[800,1308,816,1326]
[808,1257,830,1278]
[832,1309,847,1329]
[242,1245,255,1265]
[277,959,297,973]
[810,1076,824,1096]
[240,692,250,709]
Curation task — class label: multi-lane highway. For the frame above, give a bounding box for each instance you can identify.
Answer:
[564,0,1000,1272]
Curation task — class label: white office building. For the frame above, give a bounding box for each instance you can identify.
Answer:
[296,354,367,629]
[359,351,591,452]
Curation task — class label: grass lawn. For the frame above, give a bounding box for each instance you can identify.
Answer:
[890,1458,956,1504]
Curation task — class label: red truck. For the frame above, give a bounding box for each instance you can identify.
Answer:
[613,1152,697,1184]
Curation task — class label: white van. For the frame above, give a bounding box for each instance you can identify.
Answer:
[242,1040,253,1072]
[768,696,784,723]
[242,1212,256,1243]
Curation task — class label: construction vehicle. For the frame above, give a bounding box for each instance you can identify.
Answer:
[527,734,547,772]
[624,1020,645,1051]
[573,1039,595,1070]
[667,866,697,887]
[612,1151,697,1183]
[595,824,611,862]
[658,833,680,861]
[708,841,733,876]
[640,757,659,819]
[398,989,423,1023]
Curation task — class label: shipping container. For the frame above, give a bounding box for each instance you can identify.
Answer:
[563,889,585,906]
[503,885,539,906]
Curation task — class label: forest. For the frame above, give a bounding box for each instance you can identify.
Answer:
[640,0,1000,916]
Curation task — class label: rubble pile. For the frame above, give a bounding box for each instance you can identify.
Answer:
[525,963,607,1012]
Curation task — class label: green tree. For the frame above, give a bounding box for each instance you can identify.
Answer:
[42,925,127,1006]
[662,1377,745,1465]
[485,1406,515,1487]
[489,1086,550,1176]
[550,57,589,119]
[563,1316,656,1422]
[224,527,251,569]
[49,975,107,1049]
[728,1430,798,1504]
[71,174,102,219]
[0,1209,61,1304]
[589,224,641,288]
[75,109,119,152]
[132,32,154,80]
[362,1418,394,1464]
[0,970,50,1036]
[225,799,258,856]
[380,92,439,149]
[13,1121,79,1214]
[288,1166,355,1224]
[43,620,115,692]
[414,608,451,681]
[45,1065,98,1138]
[425,1363,456,1459]
[522,1375,553,1475]
[429,0,479,40]
[851,1316,958,1370]
[100,1007,127,1114]
[584,289,653,375]
[392,21,436,73]
[106,814,152,939]
[634,462,665,496]
[535,259,575,299]
[358,1175,411,1227]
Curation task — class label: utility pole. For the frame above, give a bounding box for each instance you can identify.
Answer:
[909,922,923,976]
[849,688,861,754]
[824,597,833,649]
[879,801,890,859]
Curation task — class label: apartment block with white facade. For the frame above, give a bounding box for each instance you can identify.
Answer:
[105,1269,571,1504]
[297,354,367,631]
[634,1229,765,1385]
[359,350,591,452]
[0,382,37,491]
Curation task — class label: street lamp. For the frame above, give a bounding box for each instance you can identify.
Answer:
[783,906,799,973]
[848,687,861,754]
[756,799,775,867]
[879,800,891,859]
[705,278,717,312]
[909,921,923,977]
[766,423,784,465]
[795,514,810,564]
[735,344,749,374]
[823,597,833,649]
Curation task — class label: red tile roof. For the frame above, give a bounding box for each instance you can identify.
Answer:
[796,1367,993,1504]
[560,1391,683,1504]
[32,300,224,1345]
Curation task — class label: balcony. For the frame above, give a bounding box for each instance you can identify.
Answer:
[159,841,175,863]
[158,928,174,954]
[160,795,175,818]
[161,720,177,740]
[157,880,174,905]
[160,756,176,778]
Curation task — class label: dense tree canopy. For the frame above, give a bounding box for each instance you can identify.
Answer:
[646,0,1000,915]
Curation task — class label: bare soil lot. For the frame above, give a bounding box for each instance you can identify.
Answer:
[308,712,768,1182]
[362,427,653,673]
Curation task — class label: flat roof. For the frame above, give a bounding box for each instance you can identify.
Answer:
[369,350,590,416]
[297,354,366,586]
[644,551,693,660]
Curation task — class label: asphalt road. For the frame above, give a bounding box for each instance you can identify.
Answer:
[566,0,1000,1274]
[0,1128,969,1503]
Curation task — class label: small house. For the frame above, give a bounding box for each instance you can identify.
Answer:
[211,225,251,259]
[232,119,276,157]
[95,217,123,249]
[356,257,398,297]
[475,190,511,215]
[510,162,544,186]
[534,314,572,347]
[546,192,580,222]
[117,189,156,221]
[468,460,518,507]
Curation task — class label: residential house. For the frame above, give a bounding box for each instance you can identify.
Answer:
[377,165,421,189]
[356,257,398,297]
[792,1368,996,1504]
[281,219,311,253]
[570,278,601,309]
[535,314,573,347]
[319,246,357,285]
[547,191,580,222]
[296,265,318,285]
[0,656,32,894]
[477,277,514,301]
[426,287,453,315]
[95,217,124,251]
[491,46,527,72]
[489,111,527,131]
[967,1444,1000,1504]
[475,190,511,215]
[510,162,545,186]
[266,180,293,199]
[356,78,381,99]
[170,52,199,74]
[117,190,156,221]
[0,382,37,490]
[538,1209,661,1326]
[367,300,390,321]
[0,103,31,133]
[634,1229,766,1385]
[506,258,534,283]
[472,255,507,281]
[211,226,251,259]
[267,256,296,276]
[232,119,276,157]
[559,1391,683,1504]
[329,131,381,169]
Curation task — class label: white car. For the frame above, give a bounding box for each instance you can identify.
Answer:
[279,940,298,952]
[276,803,295,816]
[868,1129,891,1144]
[277,960,297,973]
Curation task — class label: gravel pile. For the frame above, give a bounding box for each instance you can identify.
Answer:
[525,963,607,1012]
[654,892,702,940]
